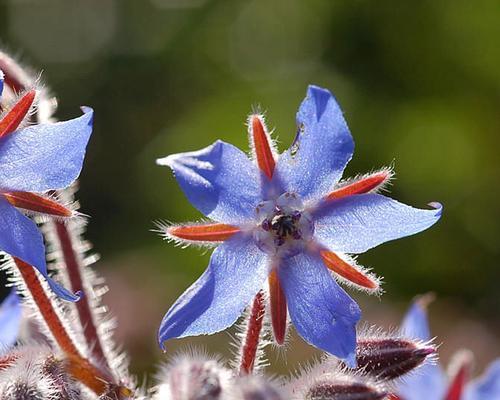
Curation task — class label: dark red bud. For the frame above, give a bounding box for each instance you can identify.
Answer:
[353,338,436,380]
[306,382,387,400]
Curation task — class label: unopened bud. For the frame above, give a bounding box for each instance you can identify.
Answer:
[305,379,386,400]
[228,376,284,400]
[353,338,436,380]
[156,353,231,400]
[42,356,80,400]
[1,382,44,400]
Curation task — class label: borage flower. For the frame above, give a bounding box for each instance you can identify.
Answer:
[157,85,441,365]
[0,75,93,301]
[394,297,500,400]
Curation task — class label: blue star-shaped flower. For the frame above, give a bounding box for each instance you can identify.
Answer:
[397,297,500,400]
[156,85,442,365]
[0,74,93,302]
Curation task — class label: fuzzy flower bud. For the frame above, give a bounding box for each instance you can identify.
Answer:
[353,337,436,380]
[155,353,231,400]
[227,376,284,400]
[304,377,387,400]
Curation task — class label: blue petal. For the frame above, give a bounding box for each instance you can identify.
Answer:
[0,107,93,192]
[158,233,269,348]
[0,290,22,354]
[273,85,354,201]
[0,197,79,302]
[397,298,446,400]
[157,140,262,225]
[278,251,361,366]
[401,298,432,341]
[314,194,442,254]
[465,360,500,400]
[397,361,447,400]
[0,70,4,98]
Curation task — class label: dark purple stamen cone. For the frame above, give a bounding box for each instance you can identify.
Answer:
[353,338,436,380]
[306,382,387,400]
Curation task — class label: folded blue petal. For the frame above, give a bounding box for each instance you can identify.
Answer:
[0,197,79,302]
[0,290,22,354]
[465,359,500,400]
[158,140,262,225]
[314,194,442,254]
[158,233,269,348]
[0,107,93,192]
[401,299,432,341]
[397,298,446,400]
[273,85,354,202]
[278,251,360,367]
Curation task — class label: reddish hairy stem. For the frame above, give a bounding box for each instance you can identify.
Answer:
[326,171,390,201]
[168,223,240,242]
[250,115,275,179]
[54,220,110,372]
[239,291,266,375]
[269,270,287,345]
[14,258,128,397]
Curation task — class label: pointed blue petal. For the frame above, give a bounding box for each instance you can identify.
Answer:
[0,197,79,302]
[0,107,93,192]
[397,298,446,400]
[465,359,500,400]
[0,290,22,354]
[0,70,4,98]
[278,251,361,365]
[158,233,269,348]
[401,298,432,341]
[273,85,354,201]
[397,361,447,400]
[314,194,442,254]
[464,358,500,400]
[157,140,262,225]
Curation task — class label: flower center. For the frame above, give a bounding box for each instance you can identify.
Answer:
[254,192,314,258]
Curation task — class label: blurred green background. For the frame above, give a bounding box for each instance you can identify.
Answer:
[1,0,499,378]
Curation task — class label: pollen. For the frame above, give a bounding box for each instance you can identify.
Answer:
[254,192,314,257]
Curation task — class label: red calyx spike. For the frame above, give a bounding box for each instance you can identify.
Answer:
[326,170,390,201]
[250,115,275,179]
[269,270,287,345]
[320,250,378,290]
[445,354,473,400]
[0,90,36,139]
[3,192,73,217]
[239,291,266,375]
[168,223,240,242]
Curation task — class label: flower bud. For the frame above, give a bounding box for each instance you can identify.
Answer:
[353,337,436,380]
[305,377,387,400]
[228,376,285,400]
[155,353,231,400]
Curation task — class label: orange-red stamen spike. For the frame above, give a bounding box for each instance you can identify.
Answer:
[445,358,472,400]
[250,115,276,179]
[168,223,240,242]
[269,270,287,345]
[320,250,378,290]
[3,191,73,217]
[326,171,390,201]
[0,90,36,139]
